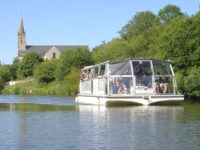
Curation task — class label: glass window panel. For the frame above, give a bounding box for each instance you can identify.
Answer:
[109,62,131,75]
[155,76,174,94]
[109,77,133,94]
[99,65,105,76]
[132,61,152,76]
[95,67,99,77]
[153,61,172,75]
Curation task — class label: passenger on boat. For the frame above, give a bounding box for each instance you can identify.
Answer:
[117,81,127,94]
[111,79,118,94]
[142,72,151,87]
[155,77,168,94]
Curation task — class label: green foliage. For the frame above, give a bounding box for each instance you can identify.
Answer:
[17,51,42,78]
[119,11,160,39]
[184,67,200,96]
[0,65,12,82]
[93,38,132,64]
[34,59,58,83]
[63,68,81,96]
[158,4,183,23]
[0,77,4,92]
[92,4,200,98]
[56,48,93,80]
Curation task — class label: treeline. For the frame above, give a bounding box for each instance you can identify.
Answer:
[93,4,200,98]
[0,48,93,96]
[0,4,199,97]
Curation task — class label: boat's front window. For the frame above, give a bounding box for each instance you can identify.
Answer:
[132,61,153,94]
[155,76,174,94]
[153,61,172,75]
[109,61,131,75]
[153,61,176,94]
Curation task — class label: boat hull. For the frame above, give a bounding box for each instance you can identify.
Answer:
[75,94,184,106]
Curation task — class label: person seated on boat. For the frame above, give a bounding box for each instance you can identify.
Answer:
[81,72,87,80]
[155,77,168,94]
[142,71,151,87]
[135,68,144,86]
[117,81,127,94]
[111,79,119,94]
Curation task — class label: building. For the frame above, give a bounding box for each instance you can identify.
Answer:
[17,18,89,60]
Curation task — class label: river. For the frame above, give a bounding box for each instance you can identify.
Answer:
[0,95,199,150]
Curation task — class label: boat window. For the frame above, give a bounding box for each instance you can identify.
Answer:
[109,77,133,94]
[95,67,99,77]
[88,69,94,79]
[132,61,152,76]
[155,76,174,94]
[109,61,131,75]
[99,65,105,76]
[132,61,153,91]
[153,61,172,75]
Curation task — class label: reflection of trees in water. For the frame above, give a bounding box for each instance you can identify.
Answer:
[2,103,76,112]
[77,105,187,150]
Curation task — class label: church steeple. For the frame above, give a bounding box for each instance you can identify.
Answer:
[18,17,26,51]
[18,17,25,35]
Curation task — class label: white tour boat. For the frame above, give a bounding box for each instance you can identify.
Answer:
[75,58,184,105]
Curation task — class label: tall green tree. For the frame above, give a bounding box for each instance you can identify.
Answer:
[119,11,160,39]
[17,51,42,78]
[158,4,183,23]
[56,48,93,80]
[0,65,12,82]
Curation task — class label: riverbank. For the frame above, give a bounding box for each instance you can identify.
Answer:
[1,78,76,96]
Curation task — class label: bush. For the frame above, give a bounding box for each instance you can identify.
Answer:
[184,67,200,96]
[63,68,81,96]
[34,60,58,83]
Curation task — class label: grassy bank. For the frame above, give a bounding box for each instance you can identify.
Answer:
[1,78,75,96]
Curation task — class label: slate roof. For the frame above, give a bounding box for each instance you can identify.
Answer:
[19,45,89,57]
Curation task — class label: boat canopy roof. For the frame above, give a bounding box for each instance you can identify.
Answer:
[83,58,172,70]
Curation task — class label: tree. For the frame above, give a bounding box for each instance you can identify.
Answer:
[158,5,183,23]
[119,11,160,39]
[92,38,132,64]
[56,48,93,80]
[184,67,200,96]
[63,68,81,96]
[34,60,58,83]
[17,51,42,78]
[0,65,12,82]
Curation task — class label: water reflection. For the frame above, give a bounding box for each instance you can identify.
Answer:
[0,96,200,150]
[77,105,187,150]
[0,103,76,112]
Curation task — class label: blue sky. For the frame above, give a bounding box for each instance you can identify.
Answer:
[0,0,199,64]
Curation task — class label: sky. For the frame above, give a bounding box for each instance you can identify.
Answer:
[0,0,199,64]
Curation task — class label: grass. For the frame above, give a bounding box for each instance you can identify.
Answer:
[1,78,75,96]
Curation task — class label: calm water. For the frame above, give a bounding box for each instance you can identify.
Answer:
[0,95,199,150]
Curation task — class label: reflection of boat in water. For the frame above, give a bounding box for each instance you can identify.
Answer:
[75,58,184,105]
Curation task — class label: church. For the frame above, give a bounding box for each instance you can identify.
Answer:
[17,18,89,60]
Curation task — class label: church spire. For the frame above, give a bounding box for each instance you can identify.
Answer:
[18,17,26,52]
[18,17,25,35]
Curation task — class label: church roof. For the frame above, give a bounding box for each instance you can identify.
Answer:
[21,45,89,56]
